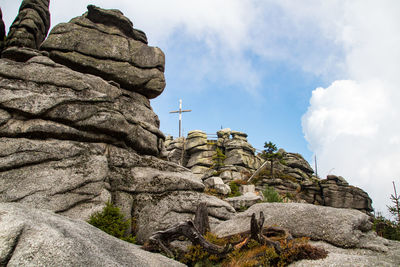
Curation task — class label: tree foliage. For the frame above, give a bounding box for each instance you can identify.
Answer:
[260,141,282,179]
[88,202,136,243]
[212,148,226,170]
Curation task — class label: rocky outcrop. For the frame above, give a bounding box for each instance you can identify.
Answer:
[0,55,164,155]
[214,203,385,250]
[0,8,5,52]
[291,240,400,267]
[257,174,373,213]
[40,5,165,99]
[4,0,50,52]
[0,4,235,247]
[0,203,185,267]
[165,128,263,177]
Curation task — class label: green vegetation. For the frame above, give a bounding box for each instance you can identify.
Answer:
[373,181,400,241]
[88,202,136,244]
[260,141,283,179]
[228,180,247,197]
[263,185,283,203]
[212,148,227,170]
[373,215,400,241]
[179,233,327,267]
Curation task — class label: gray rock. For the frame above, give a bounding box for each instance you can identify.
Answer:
[0,203,184,267]
[133,191,235,243]
[4,0,50,52]
[240,184,256,194]
[282,152,314,175]
[40,5,165,99]
[186,150,215,168]
[0,56,164,155]
[225,192,262,211]
[214,184,231,195]
[320,181,372,212]
[204,176,225,187]
[0,8,5,52]
[214,203,378,248]
[290,240,400,267]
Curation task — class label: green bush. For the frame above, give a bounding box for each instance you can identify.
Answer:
[88,202,136,243]
[228,180,247,197]
[263,185,283,203]
[373,215,400,241]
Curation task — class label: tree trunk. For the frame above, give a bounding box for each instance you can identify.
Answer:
[194,202,210,235]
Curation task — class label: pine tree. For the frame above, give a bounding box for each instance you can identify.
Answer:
[261,141,282,179]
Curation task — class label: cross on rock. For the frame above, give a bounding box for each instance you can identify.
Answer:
[169,99,191,137]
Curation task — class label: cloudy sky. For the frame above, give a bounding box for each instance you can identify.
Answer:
[1,0,399,217]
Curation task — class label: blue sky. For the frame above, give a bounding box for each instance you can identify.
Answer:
[2,0,400,217]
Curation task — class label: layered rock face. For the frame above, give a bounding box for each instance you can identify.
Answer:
[166,131,372,213]
[40,5,165,99]
[165,128,263,177]
[0,8,5,52]
[4,0,50,50]
[0,4,235,248]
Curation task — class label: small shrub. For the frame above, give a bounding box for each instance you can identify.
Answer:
[263,185,283,203]
[212,148,226,170]
[228,180,246,197]
[88,202,136,243]
[373,215,400,241]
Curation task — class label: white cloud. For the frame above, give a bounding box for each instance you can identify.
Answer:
[302,0,400,216]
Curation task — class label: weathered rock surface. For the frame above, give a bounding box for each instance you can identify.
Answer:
[0,8,5,52]
[225,192,263,211]
[214,203,380,249]
[290,240,400,267]
[257,174,373,213]
[4,0,50,51]
[0,203,185,267]
[41,5,165,99]
[0,137,235,242]
[0,56,164,155]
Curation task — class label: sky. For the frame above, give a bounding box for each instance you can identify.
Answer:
[1,0,400,218]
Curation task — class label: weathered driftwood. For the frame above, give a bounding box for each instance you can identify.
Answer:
[193,202,210,235]
[144,203,292,257]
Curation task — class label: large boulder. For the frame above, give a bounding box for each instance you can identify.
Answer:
[41,5,165,99]
[0,56,164,155]
[291,240,400,267]
[0,203,184,267]
[214,203,381,249]
[4,0,50,51]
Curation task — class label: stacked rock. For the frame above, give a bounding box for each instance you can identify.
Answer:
[40,5,165,99]
[0,8,5,52]
[164,136,186,165]
[185,130,216,174]
[5,0,50,50]
[224,131,263,170]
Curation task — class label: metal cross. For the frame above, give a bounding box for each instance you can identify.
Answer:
[169,99,192,137]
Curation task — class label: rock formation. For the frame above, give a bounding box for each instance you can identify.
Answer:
[165,128,263,178]
[214,203,400,266]
[0,3,235,249]
[165,131,373,213]
[40,4,165,99]
[0,203,185,267]
[0,8,5,52]
[3,0,50,54]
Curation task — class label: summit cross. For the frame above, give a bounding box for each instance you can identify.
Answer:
[169,99,192,137]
